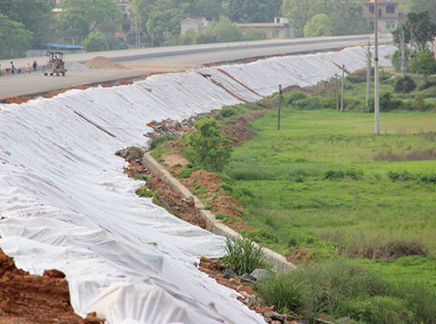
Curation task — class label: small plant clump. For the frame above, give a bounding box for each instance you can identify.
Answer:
[186,118,233,172]
[393,75,416,93]
[136,186,154,198]
[222,237,265,275]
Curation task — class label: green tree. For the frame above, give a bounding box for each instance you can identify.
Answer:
[0,0,53,46]
[211,16,242,42]
[329,0,370,35]
[186,118,233,172]
[0,12,33,58]
[304,14,333,37]
[409,49,436,79]
[411,0,436,23]
[58,0,122,44]
[281,0,328,37]
[82,32,109,52]
[392,11,436,52]
[131,0,190,46]
[407,11,436,51]
[146,8,185,46]
[191,0,223,20]
[223,0,282,23]
[178,28,197,45]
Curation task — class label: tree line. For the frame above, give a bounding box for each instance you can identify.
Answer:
[0,0,435,58]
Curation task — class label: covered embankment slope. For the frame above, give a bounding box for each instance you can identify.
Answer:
[0,46,394,324]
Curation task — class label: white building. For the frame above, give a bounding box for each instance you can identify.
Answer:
[181,16,208,35]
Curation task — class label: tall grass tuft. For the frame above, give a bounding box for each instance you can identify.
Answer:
[258,260,388,319]
[222,238,265,275]
[340,239,428,260]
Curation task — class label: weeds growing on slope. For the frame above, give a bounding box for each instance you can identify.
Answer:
[258,259,436,323]
[222,237,265,275]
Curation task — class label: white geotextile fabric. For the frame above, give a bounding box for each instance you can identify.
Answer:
[0,46,394,324]
[198,68,263,102]
[219,45,396,96]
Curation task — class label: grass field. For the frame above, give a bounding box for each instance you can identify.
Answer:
[225,108,436,286]
[147,73,436,321]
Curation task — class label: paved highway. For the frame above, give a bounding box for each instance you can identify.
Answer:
[0,34,391,101]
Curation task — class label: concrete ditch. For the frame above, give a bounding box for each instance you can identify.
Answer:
[143,152,293,272]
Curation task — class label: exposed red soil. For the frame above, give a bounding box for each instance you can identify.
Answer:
[221,109,267,145]
[0,248,87,324]
[179,169,246,220]
[123,156,207,229]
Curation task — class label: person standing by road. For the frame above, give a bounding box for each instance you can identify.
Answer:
[26,62,31,73]
[33,60,38,71]
[10,62,15,75]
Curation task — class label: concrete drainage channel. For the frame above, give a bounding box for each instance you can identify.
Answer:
[143,152,293,272]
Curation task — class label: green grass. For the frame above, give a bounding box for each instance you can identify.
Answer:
[258,259,436,323]
[225,108,436,287]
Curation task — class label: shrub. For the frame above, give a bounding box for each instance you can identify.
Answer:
[285,91,307,105]
[419,173,436,184]
[219,106,237,118]
[136,186,154,198]
[222,238,265,275]
[82,32,109,52]
[186,118,233,172]
[179,29,197,45]
[413,94,428,111]
[258,260,387,319]
[347,73,367,83]
[393,75,416,93]
[418,77,436,90]
[284,91,320,109]
[387,171,414,182]
[149,135,179,150]
[409,49,436,78]
[369,93,403,112]
[323,169,363,180]
[107,37,129,50]
[341,239,427,260]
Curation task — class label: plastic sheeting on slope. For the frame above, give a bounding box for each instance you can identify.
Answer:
[0,46,394,324]
[198,68,263,102]
[219,45,396,97]
[0,75,264,324]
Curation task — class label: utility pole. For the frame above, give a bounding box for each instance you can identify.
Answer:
[400,29,406,74]
[374,0,380,135]
[335,74,339,111]
[135,16,140,48]
[366,44,372,110]
[278,84,282,130]
[341,65,345,112]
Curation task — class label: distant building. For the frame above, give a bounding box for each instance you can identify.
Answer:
[236,17,294,39]
[181,17,208,35]
[52,8,63,16]
[116,0,132,41]
[363,0,405,33]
